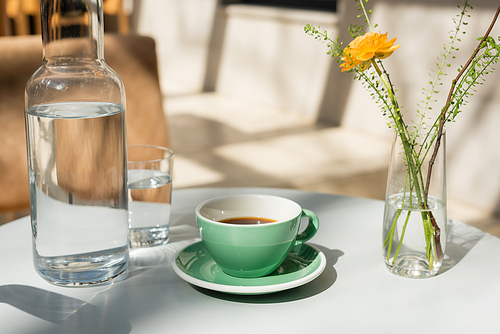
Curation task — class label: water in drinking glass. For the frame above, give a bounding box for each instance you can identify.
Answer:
[127,147,173,248]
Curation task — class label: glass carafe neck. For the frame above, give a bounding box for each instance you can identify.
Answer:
[41,0,104,61]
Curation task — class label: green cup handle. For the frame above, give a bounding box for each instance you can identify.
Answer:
[293,209,319,247]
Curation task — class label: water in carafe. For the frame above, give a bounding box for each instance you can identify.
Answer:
[24,0,129,286]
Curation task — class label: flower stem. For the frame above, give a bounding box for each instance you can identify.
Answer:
[425,3,500,202]
[418,5,500,267]
[372,58,436,266]
[358,0,373,32]
[384,208,402,261]
[421,211,434,269]
[392,210,412,265]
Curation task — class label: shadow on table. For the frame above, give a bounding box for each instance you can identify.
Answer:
[125,224,200,280]
[192,244,343,304]
[438,219,485,275]
[0,284,131,334]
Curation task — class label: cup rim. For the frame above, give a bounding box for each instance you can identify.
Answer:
[195,194,301,227]
[127,145,174,164]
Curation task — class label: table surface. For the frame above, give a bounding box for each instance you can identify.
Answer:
[1,187,499,334]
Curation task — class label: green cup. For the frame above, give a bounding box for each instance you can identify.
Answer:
[195,194,319,278]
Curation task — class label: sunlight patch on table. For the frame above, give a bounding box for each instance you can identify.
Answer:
[214,127,391,185]
[173,156,224,188]
[165,92,312,134]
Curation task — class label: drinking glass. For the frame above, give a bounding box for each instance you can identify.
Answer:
[127,145,174,247]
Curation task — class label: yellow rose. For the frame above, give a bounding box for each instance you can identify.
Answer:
[340,32,400,72]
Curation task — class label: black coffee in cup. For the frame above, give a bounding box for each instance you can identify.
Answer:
[218,217,277,225]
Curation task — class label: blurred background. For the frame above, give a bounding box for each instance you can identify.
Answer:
[1,0,500,237]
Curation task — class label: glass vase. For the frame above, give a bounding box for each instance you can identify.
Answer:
[382,130,447,278]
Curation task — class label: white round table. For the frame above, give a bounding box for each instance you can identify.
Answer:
[1,188,499,333]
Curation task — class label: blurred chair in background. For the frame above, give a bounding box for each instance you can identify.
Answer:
[0,33,170,225]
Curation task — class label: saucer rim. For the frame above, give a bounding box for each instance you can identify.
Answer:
[172,241,326,295]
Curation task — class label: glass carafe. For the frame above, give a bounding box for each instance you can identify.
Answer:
[24,0,129,286]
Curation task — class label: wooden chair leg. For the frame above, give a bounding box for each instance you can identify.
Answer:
[0,0,11,35]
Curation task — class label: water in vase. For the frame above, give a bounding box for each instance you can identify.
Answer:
[383,193,447,278]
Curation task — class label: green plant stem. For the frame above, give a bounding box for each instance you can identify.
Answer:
[392,210,412,265]
[371,60,425,204]
[417,5,500,266]
[358,0,373,31]
[421,211,434,269]
[424,3,500,202]
[384,208,401,261]
[372,59,437,266]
